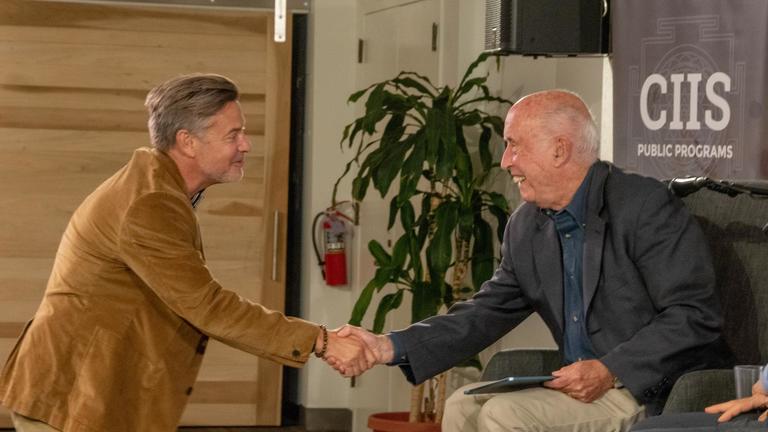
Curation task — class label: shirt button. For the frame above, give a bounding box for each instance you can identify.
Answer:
[572,314,579,322]
[565,233,572,239]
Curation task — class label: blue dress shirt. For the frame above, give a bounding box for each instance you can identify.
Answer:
[546,165,597,364]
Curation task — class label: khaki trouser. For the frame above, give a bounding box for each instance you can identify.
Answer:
[11,412,61,432]
[444,383,646,432]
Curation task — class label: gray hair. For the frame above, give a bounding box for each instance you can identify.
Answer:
[536,90,600,164]
[144,73,240,151]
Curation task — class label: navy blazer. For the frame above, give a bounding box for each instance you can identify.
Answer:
[392,161,732,409]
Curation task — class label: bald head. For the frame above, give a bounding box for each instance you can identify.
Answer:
[508,90,599,164]
[500,90,600,210]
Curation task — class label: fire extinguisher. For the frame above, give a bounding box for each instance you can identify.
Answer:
[312,210,351,286]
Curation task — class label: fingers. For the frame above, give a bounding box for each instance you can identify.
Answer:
[322,329,376,377]
[758,408,768,422]
[336,325,352,337]
[542,360,612,403]
[705,397,756,423]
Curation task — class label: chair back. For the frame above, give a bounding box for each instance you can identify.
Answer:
[675,181,768,365]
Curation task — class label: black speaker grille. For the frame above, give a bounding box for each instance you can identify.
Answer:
[484,0,609,56]
[485,0,502,51]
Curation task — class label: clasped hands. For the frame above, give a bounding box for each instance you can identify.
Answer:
[315,325,393,377]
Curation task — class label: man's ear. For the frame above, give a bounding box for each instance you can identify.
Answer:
[552,136,572,167]
[174,129,196,158]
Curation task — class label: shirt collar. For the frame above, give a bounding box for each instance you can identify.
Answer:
[544,162,597,226]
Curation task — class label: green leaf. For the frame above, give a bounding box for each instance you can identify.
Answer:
[485,115,505,137]
[348,277,379,325]
[351,174,371,202]
[401,132,426,178]
[371,140,408,197]
[455,130,472,185]
[487,191,510,213]
[348,81,379,104]
[412,280,441,323]
[489,205,510,242]
[435,109,457,180]
[373,290,404,333]
[461,110,483,126]
[399,71,439,93]
[458,204,474,240]
[361,83,387,134]
[478,126,493,173]
[471,217,494,292]
[373,267,393,289]
[425,107,442,168]
[456,76,487,102]
[393,76,436,97]
[455,52,490,101]
[391,235,409,270]
[408,230,423,281]
[387,196,399,231]
[368,240,391,267]
[397,174,419,207]
[427,201,459,275]
[399,200,415,230]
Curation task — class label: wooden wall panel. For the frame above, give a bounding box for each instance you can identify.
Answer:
[0,0,292,427]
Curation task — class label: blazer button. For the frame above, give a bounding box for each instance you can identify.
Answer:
[197,337,208,354]
[186,387,193,395]
[292,349,301,358]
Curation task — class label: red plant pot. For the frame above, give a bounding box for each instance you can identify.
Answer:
[368,412,441,432]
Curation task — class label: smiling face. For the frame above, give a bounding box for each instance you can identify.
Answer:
[500,105,560,209]
[192,100,251,186]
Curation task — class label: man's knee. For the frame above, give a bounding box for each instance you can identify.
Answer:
[477,396,534,432]
[442,384,489,432]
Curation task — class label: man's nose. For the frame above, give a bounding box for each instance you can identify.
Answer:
[239,134,252,152]
[500,147,513,170]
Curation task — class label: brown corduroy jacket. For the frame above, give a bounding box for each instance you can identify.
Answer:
[0,147,319,431]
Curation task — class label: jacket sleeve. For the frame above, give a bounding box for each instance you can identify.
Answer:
[117,191,319,367]
[600,185,727,402]
[391,216,535,384]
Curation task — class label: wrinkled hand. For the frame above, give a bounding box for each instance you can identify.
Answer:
[325,325,394,374]
[543,359,614,403]
[338,325,394,364]
[318,327,375,377]
[705,393,768,423]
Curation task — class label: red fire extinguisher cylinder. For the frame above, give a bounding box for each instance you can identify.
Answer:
[324,242,347,286]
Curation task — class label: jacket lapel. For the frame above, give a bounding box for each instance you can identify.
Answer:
[533,210,564,332]
[583,162,609,314]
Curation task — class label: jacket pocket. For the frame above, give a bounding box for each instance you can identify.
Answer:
[70,327,162,430]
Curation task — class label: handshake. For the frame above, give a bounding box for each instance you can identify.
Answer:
[315,325,395,377]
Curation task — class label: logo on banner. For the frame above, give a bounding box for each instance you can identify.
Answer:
[627,15,743,175]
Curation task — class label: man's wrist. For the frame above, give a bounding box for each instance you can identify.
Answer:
[378,334,395,363]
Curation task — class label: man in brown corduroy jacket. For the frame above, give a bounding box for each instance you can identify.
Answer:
[0,74,370,432]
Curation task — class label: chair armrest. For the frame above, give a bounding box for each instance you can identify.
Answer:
[662,369,735,414]
[481,348,561,381]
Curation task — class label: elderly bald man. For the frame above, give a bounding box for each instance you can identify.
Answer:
[338,90,732,431]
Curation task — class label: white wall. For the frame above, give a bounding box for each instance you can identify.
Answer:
[300,0,361,409]
[301,1,614,430]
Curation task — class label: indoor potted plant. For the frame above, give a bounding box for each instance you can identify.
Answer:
[333,53,513,430]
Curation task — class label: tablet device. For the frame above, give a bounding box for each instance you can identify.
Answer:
[463,375,554,395]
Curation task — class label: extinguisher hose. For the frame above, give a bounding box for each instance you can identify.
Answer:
[311,211,326,279]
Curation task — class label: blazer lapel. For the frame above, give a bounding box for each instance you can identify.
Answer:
[533,211,564,332]
[583,162,610,314]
